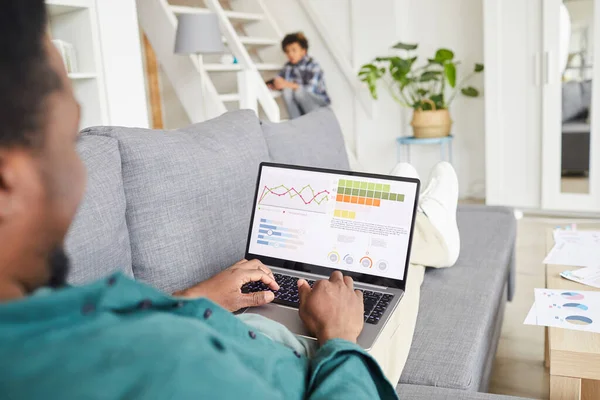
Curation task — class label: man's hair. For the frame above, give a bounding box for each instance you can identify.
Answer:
[281,32,309,52]
[0,0,62,148]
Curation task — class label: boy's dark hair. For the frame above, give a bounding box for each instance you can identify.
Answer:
[0,0,62,149]
[281,32,308,52]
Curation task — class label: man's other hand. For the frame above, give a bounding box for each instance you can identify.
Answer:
[297,271,364,345]
[174,259,280,312]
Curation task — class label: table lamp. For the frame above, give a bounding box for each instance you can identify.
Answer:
[174,13,225,118]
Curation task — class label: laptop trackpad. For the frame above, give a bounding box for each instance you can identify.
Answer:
[243,303,316,341]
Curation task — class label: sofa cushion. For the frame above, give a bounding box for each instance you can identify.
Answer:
[80,110,270,293]
[260,107,350,170]
[65,135,133,284]
[400,205,516,391]
[396,384,530,400]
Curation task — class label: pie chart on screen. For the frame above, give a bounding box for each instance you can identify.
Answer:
[565,315,593,326]
[561,292,584,300]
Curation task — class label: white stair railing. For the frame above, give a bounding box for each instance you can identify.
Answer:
[204,0,280,122]
[137,0,226,122]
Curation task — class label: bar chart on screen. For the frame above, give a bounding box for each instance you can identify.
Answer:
[334,178,408,224]
[256,219,305,250]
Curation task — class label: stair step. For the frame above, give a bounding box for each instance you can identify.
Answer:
[233,36,279,47]
[204,63,281,72]
[170,6,263,23]
[219,91,282,103]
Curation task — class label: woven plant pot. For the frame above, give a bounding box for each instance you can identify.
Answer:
[410,99,452,138]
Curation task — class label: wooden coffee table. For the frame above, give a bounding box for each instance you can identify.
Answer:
[545,229,600,400]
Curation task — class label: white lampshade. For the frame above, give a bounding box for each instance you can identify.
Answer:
[174,13,225,55]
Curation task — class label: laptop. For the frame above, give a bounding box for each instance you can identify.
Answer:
[241,162,420,349]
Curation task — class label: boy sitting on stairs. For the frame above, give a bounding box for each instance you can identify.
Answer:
[269,32,331,119]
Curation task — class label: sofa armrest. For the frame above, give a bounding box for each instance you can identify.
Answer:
[396,384,533,399]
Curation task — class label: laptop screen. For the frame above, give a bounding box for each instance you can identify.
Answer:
[246,163,420,289]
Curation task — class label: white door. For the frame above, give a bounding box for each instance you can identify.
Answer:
[542,0,600,212]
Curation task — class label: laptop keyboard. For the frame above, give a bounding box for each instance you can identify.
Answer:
[241,273,394,325]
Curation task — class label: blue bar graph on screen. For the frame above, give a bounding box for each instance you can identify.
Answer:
[256,221,304,250]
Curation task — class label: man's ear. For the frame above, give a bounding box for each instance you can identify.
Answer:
[0,149,37,220]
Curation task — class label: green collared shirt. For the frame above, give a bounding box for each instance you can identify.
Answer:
[0,273,397,399]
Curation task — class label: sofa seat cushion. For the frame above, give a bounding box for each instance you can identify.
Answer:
[396,384,531,400]
[400,206,517,391]
[260,107,350,170]
[81,110,270,293]
[65,135,133,284]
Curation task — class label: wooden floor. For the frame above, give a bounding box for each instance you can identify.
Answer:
[488,215,600,399]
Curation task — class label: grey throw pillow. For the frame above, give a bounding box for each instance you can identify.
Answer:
[65,135,133,284]
[81,110,270,293]
[260,107,350,170]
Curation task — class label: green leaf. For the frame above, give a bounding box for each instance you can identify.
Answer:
[392,42,418,51]
[461,86,480,97]
[444,63,457,88]
[416,88,429,96]
[435,48,454,63]
[419,70,442,82]
[428,58,443,65]
[474,63,484,73]
[430,94,445,109]
[388,57,412,82]
[358,64,384,99]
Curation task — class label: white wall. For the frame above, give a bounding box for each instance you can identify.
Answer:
[263,0,358,151]
[95,0,149,128]
[396,0,485,197]
[266,0,486,197]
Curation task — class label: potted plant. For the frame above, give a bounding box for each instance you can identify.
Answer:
[358,42,484,138]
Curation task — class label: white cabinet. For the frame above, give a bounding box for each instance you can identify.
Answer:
[485,0,600,214]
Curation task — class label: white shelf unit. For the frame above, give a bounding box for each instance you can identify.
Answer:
[46,0,108,130]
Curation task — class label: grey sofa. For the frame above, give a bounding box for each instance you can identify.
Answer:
[65,108,528,399]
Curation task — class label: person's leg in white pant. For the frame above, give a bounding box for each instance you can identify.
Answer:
[369,161,460,385]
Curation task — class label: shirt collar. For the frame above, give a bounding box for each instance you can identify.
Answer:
[289,55,310,67]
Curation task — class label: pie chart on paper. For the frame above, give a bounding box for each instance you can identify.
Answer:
[565,315,593,326]
[561,292,584,300]
[563,303,588,311]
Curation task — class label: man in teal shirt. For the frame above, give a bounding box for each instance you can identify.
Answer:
[0,2,396,398]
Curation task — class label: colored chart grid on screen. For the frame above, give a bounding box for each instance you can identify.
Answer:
[335,179,405,207]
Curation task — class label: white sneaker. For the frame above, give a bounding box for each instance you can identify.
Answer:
[390,162,419,180]
[419,162,460,267]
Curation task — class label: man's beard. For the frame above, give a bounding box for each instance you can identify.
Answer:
[47,247,71,288]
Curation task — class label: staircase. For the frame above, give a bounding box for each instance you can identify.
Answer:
[137,0,286,123]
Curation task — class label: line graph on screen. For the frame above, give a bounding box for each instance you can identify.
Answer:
[258,184,330,213]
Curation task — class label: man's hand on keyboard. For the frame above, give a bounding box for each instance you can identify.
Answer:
[297,271,364,345]
[173,259,280,312]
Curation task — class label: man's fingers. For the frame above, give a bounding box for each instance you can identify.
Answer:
[329,271,344,283]
[343,275,354,289]
[239,291,274,308]
[237,259,263,269]
[241,269,280,291]
[256,265,276,282]
[297,279,311,304]
[355,289,364,301]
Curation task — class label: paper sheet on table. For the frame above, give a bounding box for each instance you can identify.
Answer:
[524,303,537,325]
[533,288,600,333]
[561,267,600,289]
[543,230,600,268]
